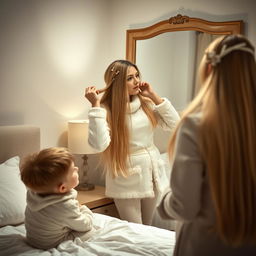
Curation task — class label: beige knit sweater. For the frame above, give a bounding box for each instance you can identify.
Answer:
[25,189,95,249]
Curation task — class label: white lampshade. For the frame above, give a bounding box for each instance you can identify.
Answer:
[68,120,97,154]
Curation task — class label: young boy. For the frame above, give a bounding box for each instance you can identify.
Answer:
[20,147,95,249]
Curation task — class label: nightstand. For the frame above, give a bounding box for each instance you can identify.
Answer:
[77,185,120,218]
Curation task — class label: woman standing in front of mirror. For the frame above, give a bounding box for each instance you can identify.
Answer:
[85,60,180,225]
[158,34,256,255]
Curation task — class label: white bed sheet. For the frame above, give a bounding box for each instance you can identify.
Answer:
[0,213,175,256]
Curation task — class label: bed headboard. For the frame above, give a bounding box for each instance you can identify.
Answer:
[0,125,40,164]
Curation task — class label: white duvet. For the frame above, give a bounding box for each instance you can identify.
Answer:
[0,213,175,256]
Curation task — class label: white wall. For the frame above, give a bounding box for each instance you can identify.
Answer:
[0,0,111,148]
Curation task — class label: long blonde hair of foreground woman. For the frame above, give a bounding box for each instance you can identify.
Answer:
[169,34,256,246]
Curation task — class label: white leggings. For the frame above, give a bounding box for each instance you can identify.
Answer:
[114,194,158,225]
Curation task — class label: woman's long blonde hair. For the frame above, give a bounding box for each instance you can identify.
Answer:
[100,60,157,178]
[169,34,256,246]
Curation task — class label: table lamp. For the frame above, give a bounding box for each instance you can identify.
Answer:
[68,120,97,191]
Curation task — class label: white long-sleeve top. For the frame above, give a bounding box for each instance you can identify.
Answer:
[25,189,95,249]
[88,96,180,199]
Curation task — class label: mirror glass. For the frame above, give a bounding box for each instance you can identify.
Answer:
[136,31,196,112]
[126,15,243,152]
[127,14,243,112]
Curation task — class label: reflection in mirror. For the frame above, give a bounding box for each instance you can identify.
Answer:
[127,14,243,111]
[126,14,243,152]
[137,31,222,112]
[137,31,196,112]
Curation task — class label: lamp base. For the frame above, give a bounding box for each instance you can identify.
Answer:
[75,183,95,191]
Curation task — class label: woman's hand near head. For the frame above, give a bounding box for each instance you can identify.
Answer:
[85,86,101,107]
[139,82,153,97]
[139,82,164,105]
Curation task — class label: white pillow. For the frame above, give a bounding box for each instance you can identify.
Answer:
[0,156,27,227]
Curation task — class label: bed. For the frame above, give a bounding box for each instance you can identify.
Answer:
[0,125,176,256]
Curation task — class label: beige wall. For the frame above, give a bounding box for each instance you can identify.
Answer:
[0,0,111,148]
[0,0,255,150]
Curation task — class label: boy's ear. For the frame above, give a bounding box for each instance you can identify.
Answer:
[58,183,67,193]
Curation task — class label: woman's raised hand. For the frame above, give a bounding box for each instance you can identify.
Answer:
[139,82,163,105]
[139,82,154,98]
[85,86,101,107]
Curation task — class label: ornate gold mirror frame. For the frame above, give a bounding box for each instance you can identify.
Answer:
[126,14,243,62]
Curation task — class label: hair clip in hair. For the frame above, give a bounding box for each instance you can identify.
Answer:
[111,70,120,81]
[206,42,254,66]
[206,51,221,66]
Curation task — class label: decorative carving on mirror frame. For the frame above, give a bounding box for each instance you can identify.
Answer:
[126,14,243,63]
[169,14,189,25]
